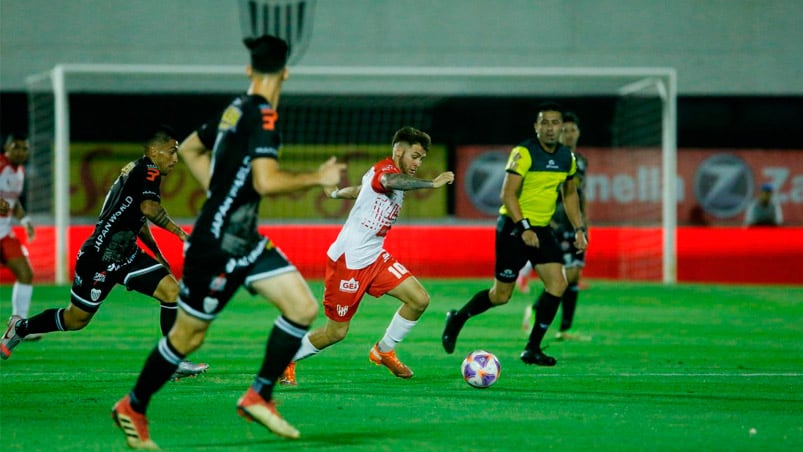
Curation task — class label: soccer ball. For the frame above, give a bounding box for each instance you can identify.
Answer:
[461,350,501,388]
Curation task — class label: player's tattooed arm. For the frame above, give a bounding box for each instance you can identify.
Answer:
[381,171,455,191]
[140,200,188,241]
[327,185,361,199]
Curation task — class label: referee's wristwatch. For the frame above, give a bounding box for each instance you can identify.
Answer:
[575,226,587,234]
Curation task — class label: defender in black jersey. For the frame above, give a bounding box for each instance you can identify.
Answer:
[113,35,345,448]
[442,102,588,366]
[1,127,207,379]
[549,113,590,340]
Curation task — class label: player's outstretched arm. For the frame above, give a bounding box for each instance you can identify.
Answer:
[381,171,455,191]
[252,156,346,196]
[140,200,188,241]
[326,185,361,199]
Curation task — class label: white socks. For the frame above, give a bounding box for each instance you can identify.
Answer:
[12,282,33,318]
[291,333,320,362]
[377,311,417,352]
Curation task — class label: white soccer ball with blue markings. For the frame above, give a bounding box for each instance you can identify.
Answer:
[461,350,501,388]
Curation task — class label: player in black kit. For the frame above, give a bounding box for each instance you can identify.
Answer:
[111,34,346,449]
[1,126,207,377]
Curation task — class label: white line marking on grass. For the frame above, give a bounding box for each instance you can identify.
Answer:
[538,372,803,377]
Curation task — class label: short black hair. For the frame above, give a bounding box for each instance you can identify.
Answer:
[535,101,563,120]
[392,126,431,152]
[244,34,290,74]
[563,111,580,129]
[144,125,176,149]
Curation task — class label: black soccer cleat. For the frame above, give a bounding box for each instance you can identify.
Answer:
[441,310,464,354]
[520,348,557,366]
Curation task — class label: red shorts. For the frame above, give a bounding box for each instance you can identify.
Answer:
[323,251,413,322]
[0,234,28,265]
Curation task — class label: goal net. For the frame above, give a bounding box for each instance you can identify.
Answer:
[25,65,676,284]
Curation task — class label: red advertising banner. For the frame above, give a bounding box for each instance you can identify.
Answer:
[456,146,803,225]
[3,225,802,285]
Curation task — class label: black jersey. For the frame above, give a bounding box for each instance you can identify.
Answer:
[189,94,281,257]
[81,156,162,262]
[552,152,587,237]
[196,118,218,150]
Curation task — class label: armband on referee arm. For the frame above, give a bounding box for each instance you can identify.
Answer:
[516,218,533,235]
[575,225,587,234]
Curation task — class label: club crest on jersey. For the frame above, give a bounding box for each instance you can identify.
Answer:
[336,304,349,317]
[220,106,242,131]
[339,278,359,293]
[203,296,219,313]
[90,288,102,301]
[209,274,227,292]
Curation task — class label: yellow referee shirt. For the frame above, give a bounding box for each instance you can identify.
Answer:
[499,138,577,226]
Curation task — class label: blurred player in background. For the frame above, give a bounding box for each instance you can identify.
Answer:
[521,112,591,341]
[744,183,783,227]
[0,133,37,339]
[442,102,587,366]
[278,126,454,386]
[0,127,208,380]
[111,34,346,449]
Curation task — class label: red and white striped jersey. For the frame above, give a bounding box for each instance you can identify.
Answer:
[0,154,25,238]
[327,157,404,269]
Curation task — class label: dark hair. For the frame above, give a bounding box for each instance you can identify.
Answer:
[244,34,290,74]
[144,124,176,149]
[2,132,29,154]
[535,101,563,120]
[392,126,431,152]
[4,131,28,146]
[563,111,580,129]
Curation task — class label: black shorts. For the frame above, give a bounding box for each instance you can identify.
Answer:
[495,216,563,283]
[70,249,170,313]
[555,230,586,269]
[178,238,296,321]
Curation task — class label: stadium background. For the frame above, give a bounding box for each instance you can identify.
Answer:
[1,0,802,285]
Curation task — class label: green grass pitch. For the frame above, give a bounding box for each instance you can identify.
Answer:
[1,280,801,451]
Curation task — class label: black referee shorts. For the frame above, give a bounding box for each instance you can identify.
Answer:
[494,216,563,283]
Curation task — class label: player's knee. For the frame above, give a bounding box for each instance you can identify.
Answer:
[489,288,513,305]
[327,326,348,343]
[408,291,430,313]
[155,281,179,303]
[288,298,318,326]
[63,311,92,331]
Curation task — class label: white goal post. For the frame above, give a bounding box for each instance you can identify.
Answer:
[26,64,677,284]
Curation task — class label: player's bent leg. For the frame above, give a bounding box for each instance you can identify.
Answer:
[281,321,350,386]
[150,274,179,305]
[251,271,318,326]
[167,309,212,355]
[62,302,96,331]
[387,277,430,319]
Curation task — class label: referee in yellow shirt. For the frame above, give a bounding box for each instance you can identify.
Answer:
[442,102,588,366]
